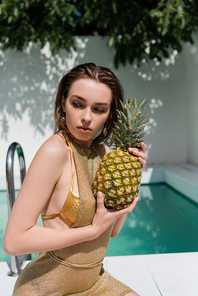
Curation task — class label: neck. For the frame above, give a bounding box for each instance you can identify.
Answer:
[61,130,93,149]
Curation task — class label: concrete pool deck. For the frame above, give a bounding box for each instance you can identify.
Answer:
[0,252,198,296]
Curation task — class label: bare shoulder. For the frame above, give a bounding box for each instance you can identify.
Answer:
[93,142,111,158]
[32,133,70,167]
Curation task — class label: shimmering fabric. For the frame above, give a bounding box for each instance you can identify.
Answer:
[13,134,134,295]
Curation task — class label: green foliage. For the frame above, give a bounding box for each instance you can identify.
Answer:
[0,0,198,67]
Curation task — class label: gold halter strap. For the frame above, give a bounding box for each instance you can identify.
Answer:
[41,140,79,223]
[67,141,75,191]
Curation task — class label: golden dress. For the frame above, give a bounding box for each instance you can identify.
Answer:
[13,135,134,295]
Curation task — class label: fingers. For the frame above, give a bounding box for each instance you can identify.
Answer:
[96,191,138,215]
[97,191,104,203]
[95,192,138,233]
[140,142,147,151]
[96,192,106,213]
[128,142,147,169]
[138,157,146,169]
[120,196,138,214]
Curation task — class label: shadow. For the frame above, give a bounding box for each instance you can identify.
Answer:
[112,46,187,163]
[0,37,90,140]
[0,35,193,167]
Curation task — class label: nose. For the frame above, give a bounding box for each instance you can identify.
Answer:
[81,108,91,125]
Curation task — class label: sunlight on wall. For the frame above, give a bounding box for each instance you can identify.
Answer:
[135,47,179,82]
[1,35,198,180]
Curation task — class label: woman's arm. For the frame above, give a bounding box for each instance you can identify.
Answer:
[4,138,96,255]
[92,192,138,237]
[4,137,137,256]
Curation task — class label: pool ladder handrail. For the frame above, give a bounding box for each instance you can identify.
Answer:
[6,142,31,276]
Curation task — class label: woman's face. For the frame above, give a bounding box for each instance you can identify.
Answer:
[62,78,112,147]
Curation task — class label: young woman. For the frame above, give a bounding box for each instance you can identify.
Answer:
[4,63,147,296]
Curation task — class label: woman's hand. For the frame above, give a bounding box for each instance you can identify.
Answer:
[128,142,147,169]
[92,192,138,237]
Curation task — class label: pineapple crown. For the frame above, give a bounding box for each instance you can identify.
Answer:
[112,97,149,150]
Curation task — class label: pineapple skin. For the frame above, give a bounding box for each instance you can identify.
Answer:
[93,150,142,210]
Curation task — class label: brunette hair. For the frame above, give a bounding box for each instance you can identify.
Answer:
[54,63,124,144]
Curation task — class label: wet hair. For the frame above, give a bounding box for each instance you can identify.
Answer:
[54,63,124,144]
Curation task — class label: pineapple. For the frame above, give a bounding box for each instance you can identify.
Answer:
[93,97,149,210]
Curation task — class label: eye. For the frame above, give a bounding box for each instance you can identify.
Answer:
[94,108,105,113]
[72,101,83,108]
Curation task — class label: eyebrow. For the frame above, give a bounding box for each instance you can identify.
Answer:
[71,95,110,106]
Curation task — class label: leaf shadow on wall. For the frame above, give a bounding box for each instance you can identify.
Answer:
[0,37,190,149]
[0,37,90,140]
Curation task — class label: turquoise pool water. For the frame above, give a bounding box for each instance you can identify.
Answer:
[107,183,198,256]
[1,184,198,262]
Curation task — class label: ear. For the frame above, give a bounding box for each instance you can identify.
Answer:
[62,95,66,112]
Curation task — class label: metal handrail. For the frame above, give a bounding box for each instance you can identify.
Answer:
[6,142,31,276]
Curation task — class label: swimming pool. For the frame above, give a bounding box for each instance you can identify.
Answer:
[107,183,198,256]
[1,184,198,262]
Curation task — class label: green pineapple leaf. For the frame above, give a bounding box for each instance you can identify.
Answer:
[113,97,149,150]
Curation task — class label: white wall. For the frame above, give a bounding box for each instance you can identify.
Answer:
[0,35,197,185]
[184,35,198,165]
